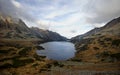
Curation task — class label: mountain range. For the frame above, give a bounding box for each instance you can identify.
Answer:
[0,14,120,74]
[0,15,68,74]
[71,17,120,43]
[0,15,67,42]
[71,17,120,62]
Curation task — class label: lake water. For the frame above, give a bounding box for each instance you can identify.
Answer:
[36,41,76,60]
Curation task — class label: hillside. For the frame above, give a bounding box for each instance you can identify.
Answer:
[30,27,67,42]
[0,15,67,75]
[0,15,120,74]
[71,17,120,62]
[0,15,67,42]
[71,17,120,43]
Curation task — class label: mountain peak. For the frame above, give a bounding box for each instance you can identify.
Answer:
[0,15,67,41]
[72,17,120,40]
[103,17,120,28]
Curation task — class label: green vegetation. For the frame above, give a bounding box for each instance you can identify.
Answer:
[4,32,11,38]
[35,46,44,50]
[32,63,39,67]
[33,54,46,61]
[98,40,105,45]
[0,56,20,62]
[53,61,64,67]
[18,47,31,56]
[104,38,112,41]
[93,47,99,50]
[14,34,24,38]
[44,64,52,68]
[12,58,34,68]
[0,58,34,68]
[0,50,10,54]
[101,57,114,62]
[100,52,120,62]
[112,39,120,46]
[79,44,88,51]
[70,58,82,62]
[110,53,120,60]
[0,63,13,68]
[0,48,14,54]
[39,63,52,72]
[101,51,110,57]
[39,68,51,73]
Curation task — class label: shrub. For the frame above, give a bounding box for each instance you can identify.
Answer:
[93,47,99,50]
[103,56,114,62]
[53,61,64,67]
[104,38,112,41]
[39,68,51,73]
[79,44,88,51]
[53,61,59,66]
[18,47,31,56]
[110,53,120,60]
[35,46,44,50]
[33,54,45,61]
[98,40,105,45]
[0,56,20,63]
[101,51,110,57]
[12,58,34,68]
[4,32,11,38]
[32,63,39,67]
[0,50,9,54]
[70,58,82,62]
[45,64,52,68]
[0,63,13,69]
[112,39,120,46]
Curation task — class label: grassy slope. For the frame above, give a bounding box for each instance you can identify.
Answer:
[0,39,55,75]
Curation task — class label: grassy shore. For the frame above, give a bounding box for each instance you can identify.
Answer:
[0,39,120,75]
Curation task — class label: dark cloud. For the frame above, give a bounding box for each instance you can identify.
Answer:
[0,0,36,23]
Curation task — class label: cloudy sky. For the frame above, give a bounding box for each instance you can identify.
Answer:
[0,0,120,38]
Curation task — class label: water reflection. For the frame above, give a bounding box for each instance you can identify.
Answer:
[36,42,76,60]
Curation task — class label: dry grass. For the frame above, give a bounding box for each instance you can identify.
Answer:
[65,62,120,71]
[75,35,120,63]
[0,39,54,75]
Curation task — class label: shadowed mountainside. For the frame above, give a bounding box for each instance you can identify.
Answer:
[0,15,67,74]
[30,27,67,42]
[0,15,67,42]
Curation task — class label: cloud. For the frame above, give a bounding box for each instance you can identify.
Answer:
[0,0,120,38]
[0,0,36,25]
[11,0,21,8]
[85,0,120,25]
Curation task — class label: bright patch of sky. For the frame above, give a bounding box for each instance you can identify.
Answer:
[0,0,120,38]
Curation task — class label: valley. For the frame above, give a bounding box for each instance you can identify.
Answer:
[0,15,120,75]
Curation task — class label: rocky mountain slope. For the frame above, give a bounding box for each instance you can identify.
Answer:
[0,15,120,74]
[71,17,120,43]
[30,27,67,42]
[71,17,120,62]
[0,15,67,74]
[0,15,67,42]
